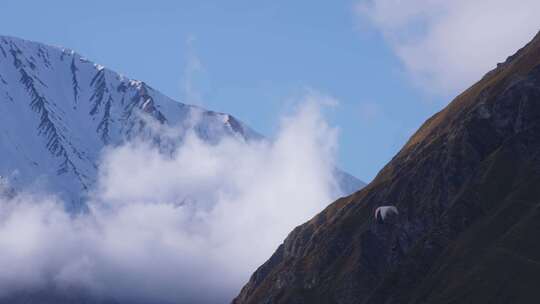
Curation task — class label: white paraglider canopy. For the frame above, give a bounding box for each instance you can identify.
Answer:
[374,205,399,223]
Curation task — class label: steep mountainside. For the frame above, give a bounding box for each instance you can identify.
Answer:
[234,31,540,304]
[0,35,363,208]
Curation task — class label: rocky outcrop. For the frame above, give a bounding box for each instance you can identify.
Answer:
[234,31,540,304]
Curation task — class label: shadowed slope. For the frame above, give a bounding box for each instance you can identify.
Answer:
[234,31,540,304]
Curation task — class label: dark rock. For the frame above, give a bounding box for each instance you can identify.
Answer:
[233,31,540,304]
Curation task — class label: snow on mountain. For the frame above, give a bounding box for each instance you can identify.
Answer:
[0,35,363,208]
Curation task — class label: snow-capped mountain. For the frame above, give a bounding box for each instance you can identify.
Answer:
[0,35,363,208]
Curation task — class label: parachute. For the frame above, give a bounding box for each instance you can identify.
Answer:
[374,205,399,224]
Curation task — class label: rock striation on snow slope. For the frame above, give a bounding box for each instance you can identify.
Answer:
[0,35,364,208]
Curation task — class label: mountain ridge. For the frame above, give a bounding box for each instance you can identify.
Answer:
[0,34,364,208]
[234,31,540,304]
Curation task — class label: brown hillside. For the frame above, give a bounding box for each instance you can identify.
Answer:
[234,31,540,304]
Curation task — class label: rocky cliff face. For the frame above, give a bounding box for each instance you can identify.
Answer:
[234,31,540,304]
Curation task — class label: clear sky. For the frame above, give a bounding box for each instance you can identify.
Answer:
[1,0,538,182]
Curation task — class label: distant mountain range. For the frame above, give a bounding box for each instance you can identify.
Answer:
[0,35,364,209]
[235,31,540,304]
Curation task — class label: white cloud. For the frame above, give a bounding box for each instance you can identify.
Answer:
[0,94,342,303]
[356,0,540,95]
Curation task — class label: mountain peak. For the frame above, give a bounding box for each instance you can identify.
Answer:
[0,34,363,208]
[0,34,261,206]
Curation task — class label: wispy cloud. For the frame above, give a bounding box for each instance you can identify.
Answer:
[181,35,204,105]
[356,0,540,95]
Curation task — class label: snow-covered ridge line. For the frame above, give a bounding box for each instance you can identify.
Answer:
[0,34,363,208]
[0,34,248,119]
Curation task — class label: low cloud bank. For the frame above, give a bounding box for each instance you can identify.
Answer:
[0,97,343,303]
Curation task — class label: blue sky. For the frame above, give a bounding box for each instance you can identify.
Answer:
[2,0,537,182]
